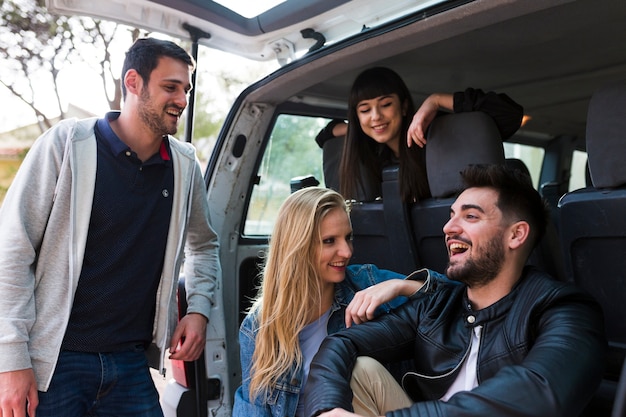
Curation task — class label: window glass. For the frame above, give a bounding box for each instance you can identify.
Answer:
[569,150,588,191]
[244,114,329,235]
[213,0,286,18]
[503,143,545,189]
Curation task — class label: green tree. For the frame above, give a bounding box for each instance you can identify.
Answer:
[267,114,325,184]
[190,50,277,163]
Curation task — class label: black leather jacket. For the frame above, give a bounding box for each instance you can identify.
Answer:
[303,267,606,417]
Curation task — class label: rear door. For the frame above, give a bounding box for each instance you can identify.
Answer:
[46,0,450,63]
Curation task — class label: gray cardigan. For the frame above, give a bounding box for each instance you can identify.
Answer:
[0,116,221,390]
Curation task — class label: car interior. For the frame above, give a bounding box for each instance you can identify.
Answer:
[233,1,626,415]
[558,82,626,417]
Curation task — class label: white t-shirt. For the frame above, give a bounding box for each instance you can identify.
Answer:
[440,325,482,401]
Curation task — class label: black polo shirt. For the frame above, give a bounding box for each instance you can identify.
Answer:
[62,112,174,352]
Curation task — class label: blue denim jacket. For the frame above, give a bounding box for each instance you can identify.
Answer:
[232,264,410,417]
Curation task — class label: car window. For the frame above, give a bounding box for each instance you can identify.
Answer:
[569,150,588,191]
[214,0,285,18]
[503,142,544,189]
[244,136,549,236]
[243,114,329,236]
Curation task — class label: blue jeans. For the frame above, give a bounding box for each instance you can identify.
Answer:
[36,348,163,417]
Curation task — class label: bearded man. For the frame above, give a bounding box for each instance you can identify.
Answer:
[303,164,606,417]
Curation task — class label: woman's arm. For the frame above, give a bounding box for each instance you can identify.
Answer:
[407,88,523,148]
[407,93,453,148]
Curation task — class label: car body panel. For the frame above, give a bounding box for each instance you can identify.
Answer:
[46,0,449,63]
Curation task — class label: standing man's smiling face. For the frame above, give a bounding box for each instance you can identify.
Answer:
[137,56,192,136]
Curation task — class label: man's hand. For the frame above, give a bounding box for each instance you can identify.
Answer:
[0,368,38,417]
[169,313,208,361]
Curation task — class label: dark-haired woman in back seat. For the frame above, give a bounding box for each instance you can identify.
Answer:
[315,67,523,202]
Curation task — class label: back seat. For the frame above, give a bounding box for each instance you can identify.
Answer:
[410,112,505,273]
[349,165,419,275]
[504,159,565,281]
[342,112,565,280]
[319,125,419,274]
[558,82,626,415]
[409,111,565,279]
[350,112,506,275]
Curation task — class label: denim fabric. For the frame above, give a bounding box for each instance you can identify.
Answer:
[232,264,408,417]
[35,349,163,417]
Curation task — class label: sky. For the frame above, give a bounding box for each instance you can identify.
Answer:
[0,89,38,132]
[0,43,119,133]
[0,1,293,135]
[214,0,286,18]
[1,62,110,128]
[0,43,277,135]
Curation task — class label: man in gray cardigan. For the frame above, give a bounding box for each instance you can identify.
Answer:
[0,38,221,416]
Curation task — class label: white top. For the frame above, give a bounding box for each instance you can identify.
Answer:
[296,308,331,416]
[440,325,482,401]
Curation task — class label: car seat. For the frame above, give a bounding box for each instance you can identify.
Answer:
[319,124,419,274]
[613,357,626,417]
[558,81,626,415]
[349,165,420,275]
[320,135,343,192]
[409,112,505,273]
[504,159,566,281]
[319,131,380,201]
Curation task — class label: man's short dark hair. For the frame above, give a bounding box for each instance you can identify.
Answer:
[460,164,550,248]
[121,38,195,100]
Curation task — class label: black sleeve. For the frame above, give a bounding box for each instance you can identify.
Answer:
[453,88,524,139]
[303,303,419,417]
[315,118,346,148]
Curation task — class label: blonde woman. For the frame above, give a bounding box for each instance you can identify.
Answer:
[232,187,424,417]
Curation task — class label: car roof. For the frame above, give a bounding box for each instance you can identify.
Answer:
[45,0,448,63]
[242,0,626,148]
[46,0,626,147]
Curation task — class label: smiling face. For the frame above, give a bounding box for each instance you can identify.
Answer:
[356,94,406,155]
[137,56,192,136]
[443,187,507,288]
[315,207,353,290]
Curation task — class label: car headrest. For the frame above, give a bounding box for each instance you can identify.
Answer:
[586,82,626,188]
[426,112,505,198]
[505,158,531,178]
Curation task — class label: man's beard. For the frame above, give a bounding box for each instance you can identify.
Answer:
[138,88,179,136]
[446,233,505,288]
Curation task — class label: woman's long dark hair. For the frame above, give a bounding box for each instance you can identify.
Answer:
[340,67,430,202]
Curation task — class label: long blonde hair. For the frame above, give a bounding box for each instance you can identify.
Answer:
[248,187,349,401]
